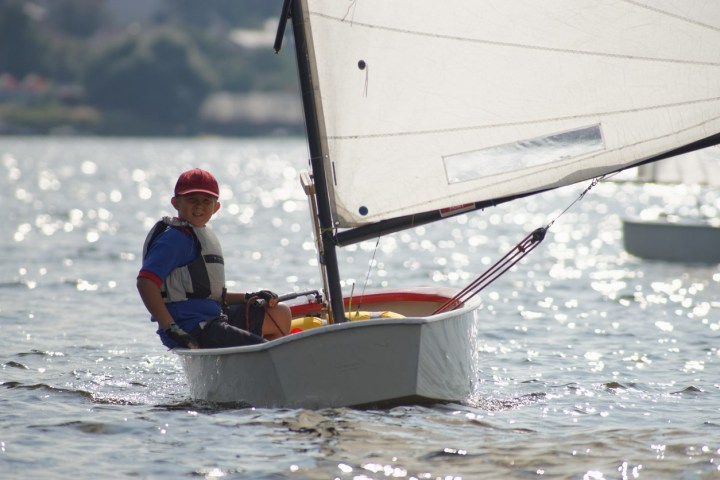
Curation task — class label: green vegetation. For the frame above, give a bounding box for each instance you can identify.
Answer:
[0,103,99,134]
[0,0,302,136]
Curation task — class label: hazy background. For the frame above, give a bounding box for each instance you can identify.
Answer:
[0,0,303,137]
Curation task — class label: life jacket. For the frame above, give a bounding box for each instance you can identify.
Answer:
[142,217,226,303]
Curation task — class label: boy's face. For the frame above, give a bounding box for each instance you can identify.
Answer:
[171,193,220,227]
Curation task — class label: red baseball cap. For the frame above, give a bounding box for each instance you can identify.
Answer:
[174,168,219,197]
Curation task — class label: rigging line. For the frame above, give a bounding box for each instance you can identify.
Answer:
[311,12,720,67]
[354,236,381,314]
[328,96,720,140]
[347,282,355,318]
[546,175,604,230]
[341,0,358,23]
[622,0,720,33]
[432,227,546,314]
[433,175,602,315]
[361,62,369,97]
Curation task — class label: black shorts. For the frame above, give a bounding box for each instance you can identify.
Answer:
[226,302,265,335]
[192,303,266,348]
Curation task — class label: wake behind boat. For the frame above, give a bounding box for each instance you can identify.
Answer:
[176,1,720,408]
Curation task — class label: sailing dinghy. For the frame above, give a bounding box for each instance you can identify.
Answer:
[622,150,720,263]
[175,0,720,408]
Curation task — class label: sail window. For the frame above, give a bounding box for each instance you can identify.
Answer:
[443,125,605,184]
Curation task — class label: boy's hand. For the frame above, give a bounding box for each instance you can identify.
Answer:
[245,290,279,306]
[165,323,199,349]
[256,290,278,302]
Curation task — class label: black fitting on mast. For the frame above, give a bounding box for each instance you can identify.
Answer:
[273,0,293,53]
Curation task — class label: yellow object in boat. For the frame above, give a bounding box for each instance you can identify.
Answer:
[290,316,325,332]
[345,310,405,320]
[290,311,405,333]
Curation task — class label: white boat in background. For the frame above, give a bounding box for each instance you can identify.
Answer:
[175,1,720,408]
[623,217,720,264]
[622,149,720,264]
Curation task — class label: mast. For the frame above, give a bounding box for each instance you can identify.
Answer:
[287,0,346,323]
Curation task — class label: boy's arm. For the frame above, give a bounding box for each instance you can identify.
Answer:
[137,277,199,349]
[226,291,279,307]
[224,292,245,305]
[136,277,174,330]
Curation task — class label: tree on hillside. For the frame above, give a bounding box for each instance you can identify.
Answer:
[48,0,108,38]
[84,30,213,128]
[0,2,47,76]
[159,0,283,28]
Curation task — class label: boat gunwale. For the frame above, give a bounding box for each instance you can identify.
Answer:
[289,289,463,316]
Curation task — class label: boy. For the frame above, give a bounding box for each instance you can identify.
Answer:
[137,168,291,349]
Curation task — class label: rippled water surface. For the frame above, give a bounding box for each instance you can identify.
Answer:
[1,137,719,479]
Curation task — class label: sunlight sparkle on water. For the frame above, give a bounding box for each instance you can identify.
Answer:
[109,190,122,202]
[654,321,674,332]
[76,279,99,291]
[14,187,32,202]
[683,361,704,372]
[138,185,152,200]
[81,160,97,175]
[361,462,409,478]
[14,223,31,242]
[38,169,61,191]
[3,138,719,480]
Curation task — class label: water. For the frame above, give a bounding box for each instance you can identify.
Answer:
[1,137,719,479]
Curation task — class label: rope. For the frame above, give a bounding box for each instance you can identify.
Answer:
[353,236,381,314]
[547,175,604,229]
[433,176,605,314]
[432,227,546,314]
[245,295,287,337]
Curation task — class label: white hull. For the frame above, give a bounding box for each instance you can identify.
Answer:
[622,217,720,264]
[175,289,480,409]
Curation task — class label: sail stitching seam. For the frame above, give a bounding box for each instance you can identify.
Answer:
[311,12,720,67]
[621,0,720,33]
[326,96,720,140]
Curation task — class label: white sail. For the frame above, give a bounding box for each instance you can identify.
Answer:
[637,148,720,186]
[300,0,720,227]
